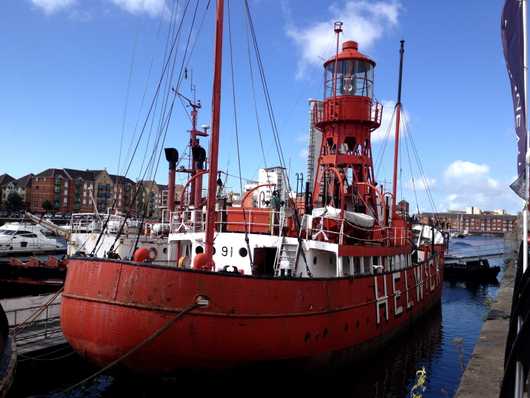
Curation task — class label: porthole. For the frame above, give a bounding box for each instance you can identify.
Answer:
[239,247,248,257]
[195,246,204,254]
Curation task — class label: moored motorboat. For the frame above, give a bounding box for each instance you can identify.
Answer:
[0,222,65,257]
[61,2,445,375]
[444,258,500,281]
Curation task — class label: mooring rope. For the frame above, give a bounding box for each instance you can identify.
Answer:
[60,297,207,394]
[11,287,64,336]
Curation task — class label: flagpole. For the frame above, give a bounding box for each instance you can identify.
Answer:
[520,0,529,294]
[516,1,528,397]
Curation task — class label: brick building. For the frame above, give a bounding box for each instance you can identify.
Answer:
[30,169,72,213]
[4,166,183,218]
[420,211,516,234]
[157,184,185,211]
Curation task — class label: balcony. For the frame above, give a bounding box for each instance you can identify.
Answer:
[312,97,382,130]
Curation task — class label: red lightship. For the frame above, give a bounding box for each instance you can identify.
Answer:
[61,2,445,374]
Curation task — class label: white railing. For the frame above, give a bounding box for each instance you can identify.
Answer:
[170,207,411,246]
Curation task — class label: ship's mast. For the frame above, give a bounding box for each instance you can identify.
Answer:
[391,40,405,215]
[203,0,224,269]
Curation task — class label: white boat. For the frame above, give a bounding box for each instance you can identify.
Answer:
[0,222,66,257]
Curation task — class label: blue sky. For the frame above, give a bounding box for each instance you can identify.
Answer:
[0,0,523,213]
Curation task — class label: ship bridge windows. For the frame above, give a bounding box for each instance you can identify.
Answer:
[324,59,374,98]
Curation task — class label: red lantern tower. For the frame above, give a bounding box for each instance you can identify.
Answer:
[312,23,383,226]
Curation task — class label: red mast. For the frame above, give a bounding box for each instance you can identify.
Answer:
[203,0,224,270]
[391,40,405,215]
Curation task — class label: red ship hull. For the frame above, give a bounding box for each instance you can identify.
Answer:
[61,249,444,374]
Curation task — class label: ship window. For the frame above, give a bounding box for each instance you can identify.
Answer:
[363,256,371,275]
[342,257,351,276]
[15,231,31,235]
[239,247,248,257]
[394,255,400,270]
[0,230,15,235]
[195,246,204,254]
[353,257,361,275]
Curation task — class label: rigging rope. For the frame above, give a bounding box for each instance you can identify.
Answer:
[91,0,192,256]
[401,107,439,221]
[228,0,254,268]
[114,0,201,256]
[403,128,421,216]
[375,105,395,178]
[117,20,142,178]
[244,10,268,172]
[244,0,312,276]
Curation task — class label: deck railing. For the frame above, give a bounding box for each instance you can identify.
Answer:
[170,208,410,246]
[6,300,61,342]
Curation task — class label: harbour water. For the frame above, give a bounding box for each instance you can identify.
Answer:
[6,236,507,398]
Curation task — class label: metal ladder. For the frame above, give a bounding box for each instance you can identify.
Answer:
[273,211,300,276]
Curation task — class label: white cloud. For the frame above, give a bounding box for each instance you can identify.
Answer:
[286,0,401,78]
[109,0,169,17]
[372,100,409,141]
[442,160,522,213]
[30,0,76,14]
[444,160,489,179]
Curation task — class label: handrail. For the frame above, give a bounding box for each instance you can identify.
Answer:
[171,207,411,247]
[178,169,209,213]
